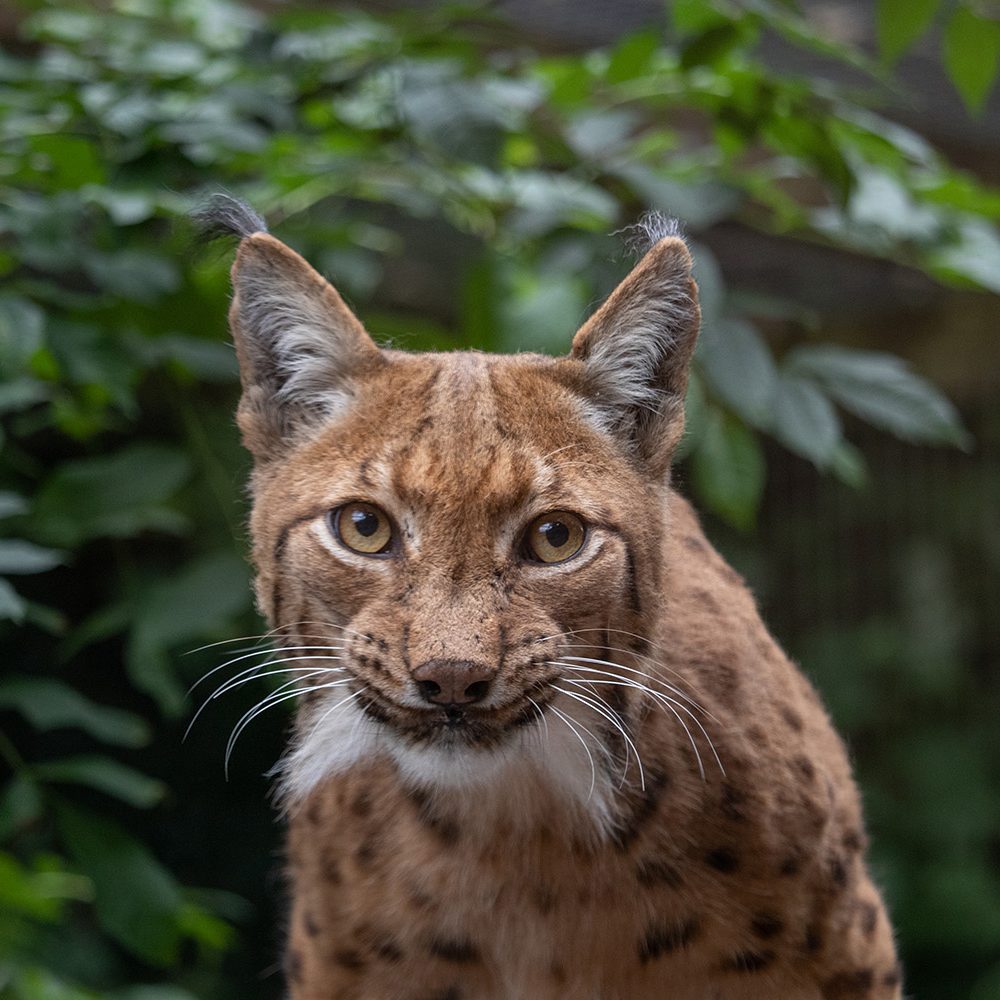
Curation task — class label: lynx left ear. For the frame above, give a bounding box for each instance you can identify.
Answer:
[569,233,700,478]
[229,233,383,461]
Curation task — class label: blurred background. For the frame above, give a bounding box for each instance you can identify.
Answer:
[1,1,998,997]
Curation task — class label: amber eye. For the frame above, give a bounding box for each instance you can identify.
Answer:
[332,502,393,556]
[524,511,586,564]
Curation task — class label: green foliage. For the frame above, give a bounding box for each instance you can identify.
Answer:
[0,0,997,996]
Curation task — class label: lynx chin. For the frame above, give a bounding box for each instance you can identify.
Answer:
[204,195,901,999]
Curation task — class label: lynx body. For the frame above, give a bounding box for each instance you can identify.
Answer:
[215,200,901,999]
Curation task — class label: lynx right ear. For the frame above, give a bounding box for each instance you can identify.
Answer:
[568,221,700,479]
[228,232,383,461]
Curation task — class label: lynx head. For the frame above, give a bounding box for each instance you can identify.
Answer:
[214,199,700,812]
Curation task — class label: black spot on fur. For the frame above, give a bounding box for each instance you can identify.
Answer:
[720,782,748,822]
[705,847,739,873]
[794,755,816,782]
[322,856,342,884]
[843,828,865,853]
[356,840,378,868]
[334,948,365,971]
[636,858,684,889]
[779,854,802,877]
[750,912,784,939]
[682,535,707,552]
[823,969,875,995]
[858,901,879,937]
[304,911,320,937]
[805,924,823,953]
[408,788,461,845]
[428,937,481,964]
[829,854,849,889]
[284,948,302,983]
[374,935,404,962]
[531,885,558,915]
[638,918,700,962]
[351,789,374,818]
[882,966,902,987]
[612,767,669,851]
[780,704,804,731]
[725,950,775,973]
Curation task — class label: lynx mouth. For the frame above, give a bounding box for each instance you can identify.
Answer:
[358,687,550,750]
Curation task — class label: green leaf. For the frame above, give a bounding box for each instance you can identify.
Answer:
[0,540,64,574]
[0,678,150,747]
[770,374,842,466]
[0,577,27,623]
[0,775,43,841]
[55,805,185,966]
[877,0,939,64]
[696,318,777,427]
[30,444,191,547]
[0,294,45,373]
[785,345,971,447]
[943,6,1000,113]
[690,409,765,530]
[34,756,167,809]
[128,551,253,715]
[929,216,1000,293]
[0,491,28,519]
[606,29,660,83]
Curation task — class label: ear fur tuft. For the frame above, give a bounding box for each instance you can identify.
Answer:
[569,232,700,477]
[229,233,381,459]
[192,192,268,242]
[620,211,684,258]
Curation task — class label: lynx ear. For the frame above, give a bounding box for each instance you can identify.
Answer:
[569,224,700,478]
[228,232,383,460]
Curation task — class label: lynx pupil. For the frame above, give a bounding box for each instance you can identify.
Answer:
[542,520,569,547]
[353,509,379,537]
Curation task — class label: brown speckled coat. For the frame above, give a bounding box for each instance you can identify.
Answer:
[220,214,902,1000]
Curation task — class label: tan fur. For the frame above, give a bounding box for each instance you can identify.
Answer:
[226,230,901,1000]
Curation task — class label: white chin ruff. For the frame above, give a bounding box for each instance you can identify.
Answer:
[275,696,616,834]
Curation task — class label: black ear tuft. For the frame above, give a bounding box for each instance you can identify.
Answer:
[621,211,684,259]
[192,192,268,242]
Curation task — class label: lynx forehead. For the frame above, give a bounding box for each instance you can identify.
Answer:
[209,194,902,999]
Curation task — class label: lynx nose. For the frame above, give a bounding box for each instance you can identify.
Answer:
[412,659,493,706]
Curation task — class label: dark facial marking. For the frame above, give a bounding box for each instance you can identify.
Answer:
[638,918,700,962]
[829,854,849,889]
[750,913,784,939]
[725,950,775,973]
[334,948,366,971]
[780,704,805,731]
[705,847,739,873]
[823,969,875,995]
[636,858,684,889]
[322,856,342,884]
[805,924,823,953]
[428,937,481,964]
[779,854,801,877]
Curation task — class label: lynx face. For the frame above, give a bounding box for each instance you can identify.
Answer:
[225,209,698,806]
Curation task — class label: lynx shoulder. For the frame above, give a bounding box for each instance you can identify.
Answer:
[211,197,901,999]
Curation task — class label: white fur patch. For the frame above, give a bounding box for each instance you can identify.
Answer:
[276,692,620,837]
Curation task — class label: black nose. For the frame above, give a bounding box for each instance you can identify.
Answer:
[412,659,493,706]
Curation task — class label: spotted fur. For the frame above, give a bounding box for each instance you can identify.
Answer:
[217,205,901,999]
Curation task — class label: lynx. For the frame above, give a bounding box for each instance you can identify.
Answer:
[207,196,901,999]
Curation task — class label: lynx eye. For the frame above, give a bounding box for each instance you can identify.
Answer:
[331,502,393,556]
[524,511,586,564]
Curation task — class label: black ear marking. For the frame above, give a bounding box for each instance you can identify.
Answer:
[192,191,268,241]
